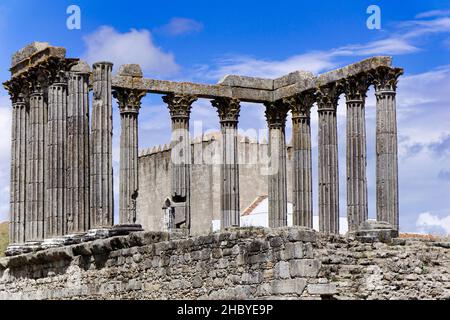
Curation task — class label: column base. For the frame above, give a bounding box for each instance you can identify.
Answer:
[5,242,43,256]
[41,234,85,250]
[109,224,144,236]
[349,220,398,243]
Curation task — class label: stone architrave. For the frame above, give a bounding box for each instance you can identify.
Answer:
[66,61,91,234]
[211,97,241,229]
[264,101,289,228]
[284,91,315,228]
[316,82,342,234]
[344,74,370,232]
[163,93,198,230]
[91,62,114,228]
[371,67,403,231]
[113,65,147,225]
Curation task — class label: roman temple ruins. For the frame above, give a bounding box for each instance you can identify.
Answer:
[3,42,403,255]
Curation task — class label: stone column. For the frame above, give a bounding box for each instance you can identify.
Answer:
[26,69,48,242]
[4,79,28,244]
[46,71,68,237]
[344,74,370,232]
[265,101,289,228]
[113,84,146,225]
[90,62,114,228]
[316,83,341,234]
[163,93,197,230]
[211,97,241,229]
[372,67,403,231]
[284,91,315,228]
[66,61,91,234]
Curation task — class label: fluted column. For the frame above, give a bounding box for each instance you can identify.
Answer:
[163,93,197,230]
[284,92,315,228]
[4,78,29,244]
[66,61,91,234]
[372,67,403,231]
[46,72,68,237]
[344,75,370,232]
[26,69,48,242]
[114,87,146,224]
[91,62,114,228]
[212,97,241,229]
[317,83,341,234]
[265,101,289,228]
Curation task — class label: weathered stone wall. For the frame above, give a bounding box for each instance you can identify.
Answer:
[0,227,449,300]
[137,135,293,235]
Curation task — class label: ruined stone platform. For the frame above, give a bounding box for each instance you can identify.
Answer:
[0,227,449,300]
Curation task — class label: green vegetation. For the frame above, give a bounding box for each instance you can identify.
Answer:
[0,222,8,257]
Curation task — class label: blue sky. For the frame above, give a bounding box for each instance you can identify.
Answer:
[0,0,450,234]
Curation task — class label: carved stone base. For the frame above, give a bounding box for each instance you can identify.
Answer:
[110,224,144,236]
[41,234,85,250]
[82,229,112,242]
[349,220,399,243]
[5,242,43,256]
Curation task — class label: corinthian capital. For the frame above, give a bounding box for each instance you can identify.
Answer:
[163,93,197,120]
[211,97,241,123]
[3,75,30,104]
[344,74,370,101]
[316,82,343,112]
[264,100,289,129]
[370,67,404,92]
[113,88,147,114]
[283,90,315,119]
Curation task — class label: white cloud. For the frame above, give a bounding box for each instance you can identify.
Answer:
[415,10,450,19]
[416,212,450,235]
[83,26,180,77]
[156,18,203,36]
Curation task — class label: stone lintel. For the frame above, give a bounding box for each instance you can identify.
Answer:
[11,42,50,66]
[112,56,395,103]
[218,75,274,90]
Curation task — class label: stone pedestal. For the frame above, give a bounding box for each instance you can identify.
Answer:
[265,101,289,228]
[349,220,399,243]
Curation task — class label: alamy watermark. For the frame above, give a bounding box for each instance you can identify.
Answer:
[367,5,381,30]
[66,5,81,30]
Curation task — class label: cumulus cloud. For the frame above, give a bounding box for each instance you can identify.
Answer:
[83,26,180,77]
[416,212,450,235]
[155,18,203,36]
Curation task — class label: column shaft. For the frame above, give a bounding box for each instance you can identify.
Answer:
[265,102,288,228]
[373,67,403,231]
[317,84,341,234]
[26,85,47,241]
[163,94,197,230]
[285,93,314,228]
[67,66,90,233]
[46,81,68,237]
[344,75,370,232]
[9,93,28,244]
[212,98,241,229]
[91,62,114,228]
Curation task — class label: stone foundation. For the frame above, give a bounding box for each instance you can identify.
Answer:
[0,227,449,300]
